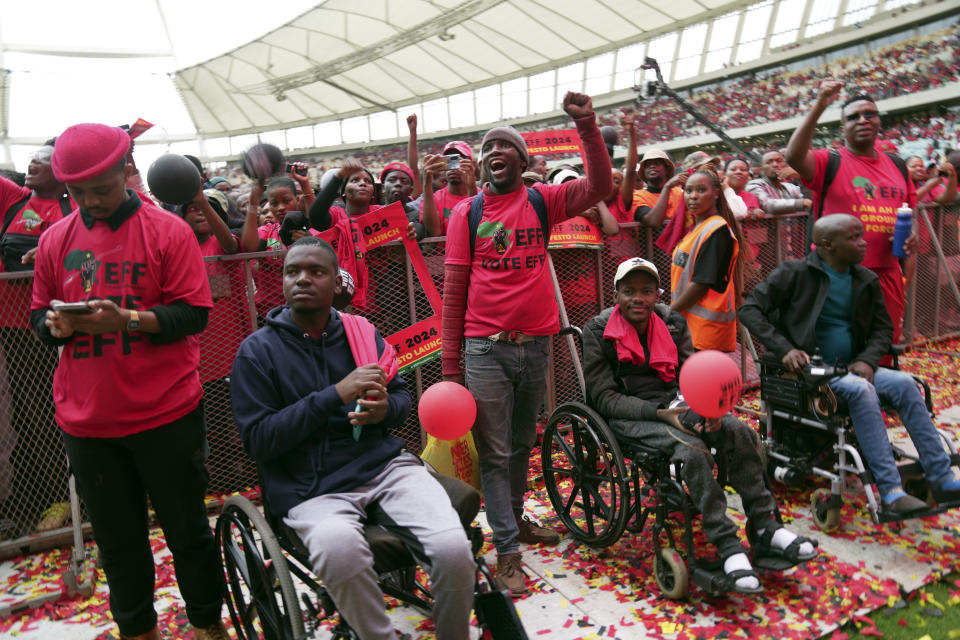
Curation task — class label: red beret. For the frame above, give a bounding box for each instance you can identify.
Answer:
[379,162,415,184]
[52,123,131,183]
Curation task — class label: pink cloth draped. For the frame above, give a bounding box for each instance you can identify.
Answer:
[602,306,678,382]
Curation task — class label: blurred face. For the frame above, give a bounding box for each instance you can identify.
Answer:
[182,203,209,236]
[643,159,668,186]
[906,157,927,185]
[283,244,341,313]
[482,140,523,194]
[725,160,750,191]
[268,186,297,223]
[827,218,868,266]
[762,152,785,179]
[344,172,373,203]
[841,100,880,148]
[24,148,59,192]
[383,171,413,204]
[609,169,623,201]
[530,155,548,178]
[214,181,232,193]
[66,163,131,219]
[616,271,660,328]
[683,173,719,217]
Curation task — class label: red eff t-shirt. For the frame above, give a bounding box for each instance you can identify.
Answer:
[0,178,74,273]
[420,187,472,235]
[803,148,916,270]
[446,183,568,337]
[31,200,213,437]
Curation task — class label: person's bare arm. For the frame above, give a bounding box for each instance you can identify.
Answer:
[934,161,958,205]
[406,114,422,200]
[787,79,843,184]
[240,180,264,252]
[670,282,709,313]
[621,118,638,211]
[641,175,686,227]
[420,154,447,238]
[195,190,238,254]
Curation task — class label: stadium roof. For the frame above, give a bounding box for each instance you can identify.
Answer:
[175,0,751,137]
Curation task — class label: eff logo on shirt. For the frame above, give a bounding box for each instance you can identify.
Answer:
[64,249,100,294]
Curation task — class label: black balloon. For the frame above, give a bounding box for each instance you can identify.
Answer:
[146,154,202,205]
[241,143,285,180]
[600,126,619,147]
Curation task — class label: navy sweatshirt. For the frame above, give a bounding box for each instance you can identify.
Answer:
[230,306,410,516]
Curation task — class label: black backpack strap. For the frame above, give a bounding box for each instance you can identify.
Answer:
[818,148,842,219]
[59,193,73,216]
[525,187,550,246]
[468,187,550,258]
[467,193,485,259]
[1,195,30,239]
[886,152,909,189]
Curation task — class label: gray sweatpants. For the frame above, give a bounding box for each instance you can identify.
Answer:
[608,415,777,557]
[283,452,475,640]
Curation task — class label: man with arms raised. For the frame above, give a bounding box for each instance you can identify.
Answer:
[442,91,612,596]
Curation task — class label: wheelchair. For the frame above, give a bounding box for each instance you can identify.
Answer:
[541,327,791,600]
[215,465,528,639]
[758,348,960,530]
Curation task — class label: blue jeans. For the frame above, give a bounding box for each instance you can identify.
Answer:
[829,368,952,495]
[464,336,550,556]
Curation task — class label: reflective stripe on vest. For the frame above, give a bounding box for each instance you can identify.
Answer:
[671,216,728,298]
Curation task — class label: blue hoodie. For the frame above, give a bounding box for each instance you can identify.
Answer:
[230,305,410,516]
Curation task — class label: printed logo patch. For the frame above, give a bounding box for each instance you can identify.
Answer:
[64,249,100,294]
[851,175,876,200]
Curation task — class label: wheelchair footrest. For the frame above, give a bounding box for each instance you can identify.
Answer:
[476,590,529,639]
[691,561,727,598]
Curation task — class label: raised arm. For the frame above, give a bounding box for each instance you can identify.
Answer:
[620,118,638,211]
[195,189,238,254]
[560,92,613,217]
[420,154,448,238]
[787,79,843,184]
[406,114,423,200]
[240,180,264,252]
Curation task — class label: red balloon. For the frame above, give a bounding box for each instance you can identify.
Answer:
[418,381,477,440]
[678,350,742,419]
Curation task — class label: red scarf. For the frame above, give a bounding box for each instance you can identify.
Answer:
[603,306,677,382]
[341,312,398,382]
[654,197,691,254]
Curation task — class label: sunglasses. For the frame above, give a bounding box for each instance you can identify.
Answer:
[845,110,879,122]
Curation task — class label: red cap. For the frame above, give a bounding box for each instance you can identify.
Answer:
[379,162,415,184]
[52,123,131,183]
[442,141,473,160]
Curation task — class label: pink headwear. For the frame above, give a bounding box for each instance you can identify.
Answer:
[52,123,131,183]
[442,141,474,160]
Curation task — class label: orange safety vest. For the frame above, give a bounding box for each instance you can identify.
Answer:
[670,215,739,352]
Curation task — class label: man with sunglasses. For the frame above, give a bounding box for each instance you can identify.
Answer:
[787,80,916,345]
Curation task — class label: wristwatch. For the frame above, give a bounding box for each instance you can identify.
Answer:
[127,309,141,331]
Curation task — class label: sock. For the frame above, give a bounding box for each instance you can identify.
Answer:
[882,487,907,504]
[939,471,960,491]
[757,527,814,557]
[723,552,759,591]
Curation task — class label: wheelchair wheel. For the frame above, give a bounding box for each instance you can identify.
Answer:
[654,547,689,600]
[810,488,841,532]
[217,495,304,640]
[541,402,629,547]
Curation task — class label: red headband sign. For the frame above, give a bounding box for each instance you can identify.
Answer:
[521,129,582,157]
[352,202,443,373]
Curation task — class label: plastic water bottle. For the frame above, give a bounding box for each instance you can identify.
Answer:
[891,202,912,258]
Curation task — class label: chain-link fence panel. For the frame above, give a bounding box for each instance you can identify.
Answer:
[906,203,960,343]
[0,273,68,546]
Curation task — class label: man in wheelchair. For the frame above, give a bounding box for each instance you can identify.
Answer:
[230,237,475,640]
[739,214,960,516]
[581,257,817,594]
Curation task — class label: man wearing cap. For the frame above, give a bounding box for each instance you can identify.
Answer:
[582,257,817,594]
[29,123,227,640]
[0,139,74,537]
[420,141,477,237]
[620,119,682,227]
[380,162,425,240]
[442,91,612,596]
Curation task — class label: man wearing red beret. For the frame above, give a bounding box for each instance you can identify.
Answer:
[29,123,227,640]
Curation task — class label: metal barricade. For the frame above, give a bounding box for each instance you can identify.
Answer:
[905,203,960,343]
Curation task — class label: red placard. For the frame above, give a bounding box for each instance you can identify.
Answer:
[354,203,443,372]
[521,129,582,157]
[548,216,604,248]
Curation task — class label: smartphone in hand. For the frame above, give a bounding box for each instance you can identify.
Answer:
[51,301,94,314]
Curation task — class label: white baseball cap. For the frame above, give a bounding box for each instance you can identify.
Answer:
[613,257,660,290]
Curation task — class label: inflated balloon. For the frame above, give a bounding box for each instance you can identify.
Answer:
[418,381,477,441]
[600,125,619,148]
[146,154,202,205]
[678,350,742,419]
[240,143,285,180]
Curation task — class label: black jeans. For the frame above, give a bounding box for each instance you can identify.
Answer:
[62,403,224,635]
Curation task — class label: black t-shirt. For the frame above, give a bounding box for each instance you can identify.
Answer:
[691,226,733,293]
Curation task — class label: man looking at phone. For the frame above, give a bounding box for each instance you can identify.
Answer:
[30,123,227,640]
[442,92,612,595]
[420,141,477,237]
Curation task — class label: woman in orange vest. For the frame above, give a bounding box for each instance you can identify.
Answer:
[669,168,749,352]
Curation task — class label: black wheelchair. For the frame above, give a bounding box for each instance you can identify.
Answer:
[215,466,528,639]
[540,327,792,600]
[758,349,960,530]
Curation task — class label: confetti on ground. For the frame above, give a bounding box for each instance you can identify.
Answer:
[3,340,960,638]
